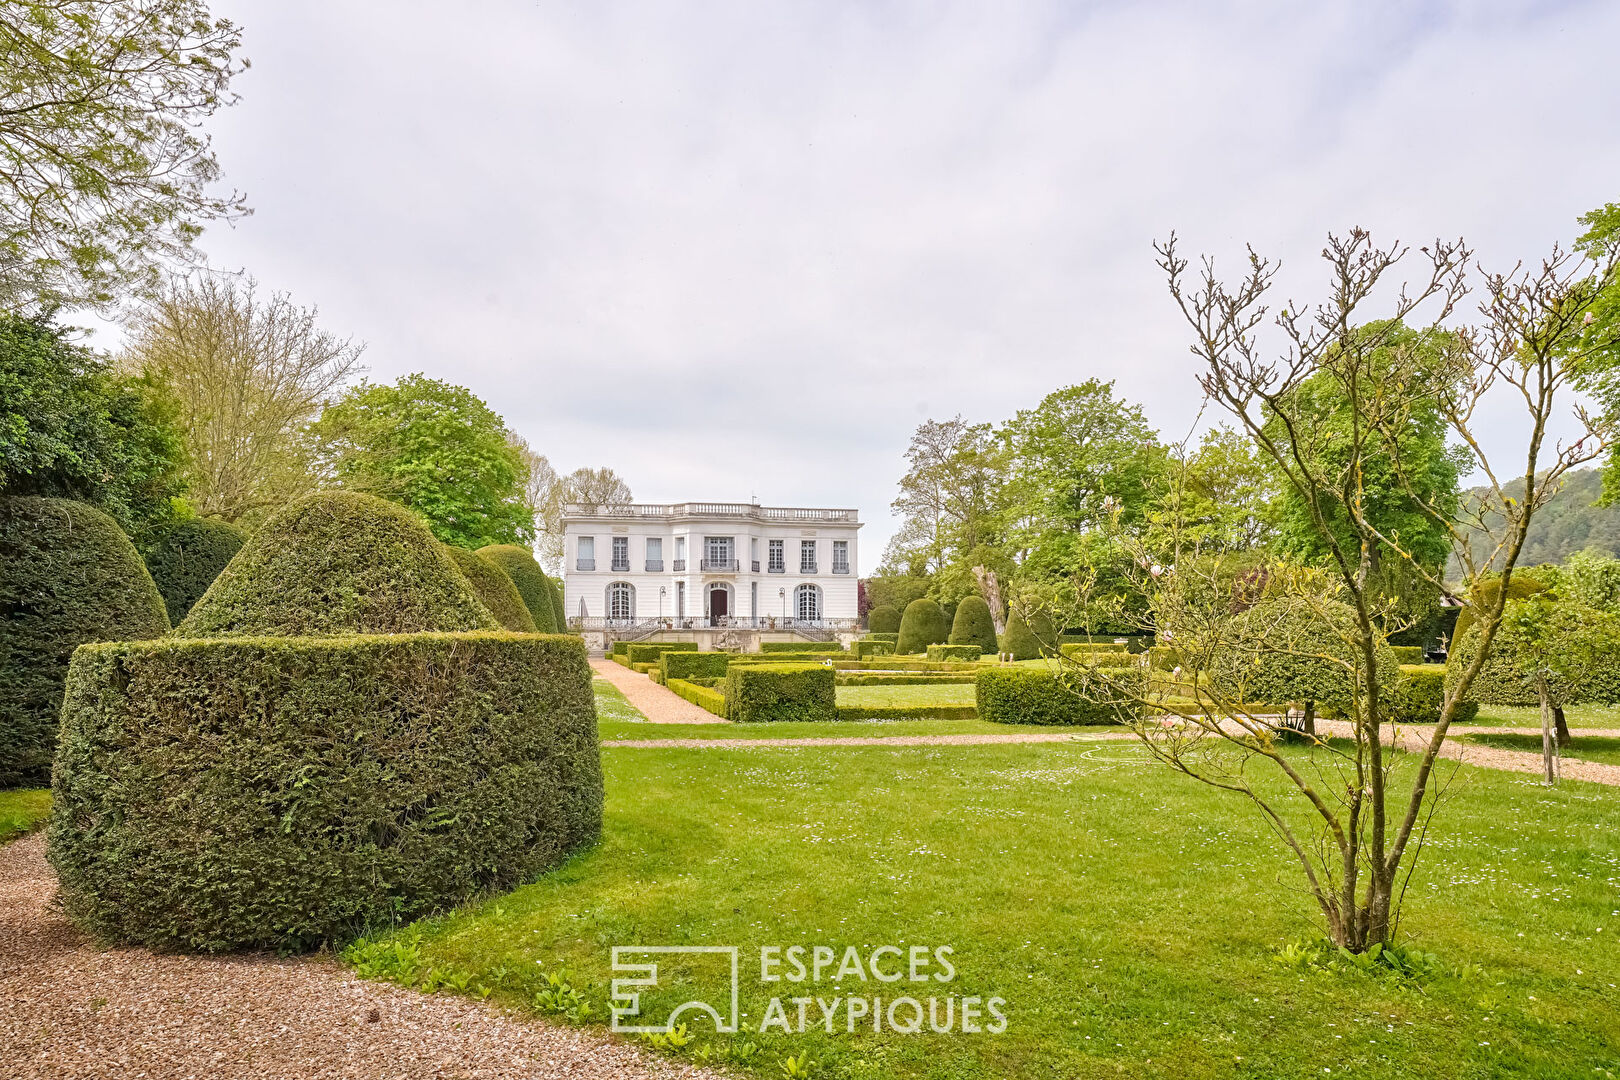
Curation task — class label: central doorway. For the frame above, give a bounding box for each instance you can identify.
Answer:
[707,583,731,626]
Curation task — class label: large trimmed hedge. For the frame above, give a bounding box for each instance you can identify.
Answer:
[999,614,1042,661]
[724,663,837,723]
[627,641,699,665]
[948,595,998,654]
[854,639,895,659]
[1207,598,1398,724]
[867,605,902,634]
[50,632,601,952]
[476,544,559,632]
[1392,664,1478,725]
[443,546,537,632]
[142,518,248,624]
[1,497,170,786]
[660,650,732,681]
[897,598,950,654]
[927,643,982,661]
[976,667,1142,725]
[546,573,568,632]
[181,493,496,637]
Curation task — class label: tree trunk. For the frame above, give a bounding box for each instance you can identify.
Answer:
[972,565,1006,636]
[1538,676,1559,786]
[1301,700,1316,738]
[1554,705,1571,747]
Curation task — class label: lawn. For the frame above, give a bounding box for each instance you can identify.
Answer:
[599,717,1122,741]
[1462,703,1620,731]
[346,742,1620,1079]
[593,678,648,724]
[836,683,977,709]
[1462,731,1620,766]
[0,788,51,845]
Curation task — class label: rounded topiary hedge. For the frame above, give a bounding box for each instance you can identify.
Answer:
[546,571,568,632]
[1,497,170,786]
[897,598,951,654]
[50,632,601,952]
[142,518,249,624]
[477,544,559,632]
[179,493,496,638]
[999,614,1042,660]
[867,604,902,634]
[1453,573,1545,646]
[948,595,998,654]
[1208,598,1398,724]
[443,546,537,632]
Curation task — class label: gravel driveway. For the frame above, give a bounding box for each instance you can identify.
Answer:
[0,833,719,1080]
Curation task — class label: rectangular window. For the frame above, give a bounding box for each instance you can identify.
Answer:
[768,539,784,573]
[704,535,732,569]
[611,536,629,572]
[645,537,663,573]
[832,540,849,574]
[577,536,595,571]
[800,540,816,573]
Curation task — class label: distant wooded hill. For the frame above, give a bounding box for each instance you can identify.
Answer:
[1451,467,1620,576]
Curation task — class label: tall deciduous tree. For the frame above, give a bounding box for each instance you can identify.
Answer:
[121,273,364,523]
[0,1,247,309]
[886,416,1006,579]
[309,375,533,549]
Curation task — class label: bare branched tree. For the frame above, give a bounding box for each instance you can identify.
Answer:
[121,272,365,523]
[1067,228,1619,952]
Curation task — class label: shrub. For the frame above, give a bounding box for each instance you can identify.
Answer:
[927,643,982,661]
[854,639,894,659]
[724,663,837,723]
[1453,573,1545,644]
[1389,645,1425,665]
[142,518,248,624]
[627,641,699,665]
[0,497,169,786]
[999,615,1042,660]
[442,546,537,631]
[1147,645,1187,671]
[1391,664,1479,724]
[1207,598,1399,723]
[1444,600,1620,707]
[864,632,900,644]
[867,604,902,634]
[947,595,998,654]
[761,641,845,653]
[668,678,726,717]
[976,667,1143,725]
[897,598,950,654]
[660,650,732,681]
[546,572,568,632]
[731,651,844,664]
[50,632,601,952]
[837,673,976,685]
[1058,645,1135,667]
[476,544,559,632]
[611,640,630,657]
[180,493,496,638]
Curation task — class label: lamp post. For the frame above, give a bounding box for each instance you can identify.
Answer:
[779,587,787,622]
[658,586,666,619]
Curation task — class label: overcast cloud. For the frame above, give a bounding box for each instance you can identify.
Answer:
[115,0,1620,570]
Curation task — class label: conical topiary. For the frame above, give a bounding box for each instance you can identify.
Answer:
[477,544,559,632]
[1000,613,1042,660]
[868,604,902,634]
[1,497,170,785]
[546,572,569,632]
[897,598,951,655]
[948,595,998,654]
[142,518,249,624]
[443,546,537,631]
[177,492,496,638]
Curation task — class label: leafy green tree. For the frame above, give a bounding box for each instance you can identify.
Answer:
[886,416,1007,579]
[0,2,247,309]
[1566,200,1620,502]
[0,312,186,537]
[309,375,533,548]
[1160,425,1276,554]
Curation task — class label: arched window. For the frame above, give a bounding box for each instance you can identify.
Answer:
[795,583,821,622]
[607,581,635,622]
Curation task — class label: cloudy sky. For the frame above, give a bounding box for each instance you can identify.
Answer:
[117,0,1620,571]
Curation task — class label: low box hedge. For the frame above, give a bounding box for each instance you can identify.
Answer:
[611,653,631,667]
[854,640,895,659]
[632,661,658,674]
[976,666,1144,726]
[626,641,699,665]
[732,652,845,665]
[760,641,846,654]
[927,643,983,661]
[660,650,733,681]
[49,631,601,953]
[667,678,727,717]
[835,704,978,721]
[1391,664,1479,725]
[836,673,976,686]
[1389,645,1425,665]
[835,659,981,672]
[611,641,630,657]
[863,632,900,643]
[724,663,837,723]
[1058,645,1137,667]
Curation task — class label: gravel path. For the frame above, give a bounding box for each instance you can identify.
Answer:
[0,833,719,1080]
[590,658,726,724]
[1316,721,1620,786]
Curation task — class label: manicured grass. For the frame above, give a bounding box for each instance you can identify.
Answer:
[1462,731,1620,766]
[1466,703,1620,731]
[593,677,648,724]
[836,683,977,708]
[0,788,51,845]
[347,743,1620,1079]
[598,717,1117,741]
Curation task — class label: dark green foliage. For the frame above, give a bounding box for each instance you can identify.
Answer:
[545,572,568,632]
[660,650,732,681]
[611,640,629,657]
[1453,574,1546,645]
[897,598,951,654]
[442,546,536,632]
[1391,665,1479,724]
[976,667,1142,725]
[1389,646,1425,665]
[927,643,982,661]
[1208,598,1399,714]
[1445,601,1620,707]
[0,497,169,786]
[854,639,894,658]
[179,493,495,638]
[626,641,699,665]
[948,595,998,653]
[50,632,601,952]
[141,518,248,624]
[475,544,558,632]
[0,313,188,538]
[999,614,1042,660]
[724,663,837,723]
[867,604,902,634]
[668,677,726,717]
[864,632,900,644]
